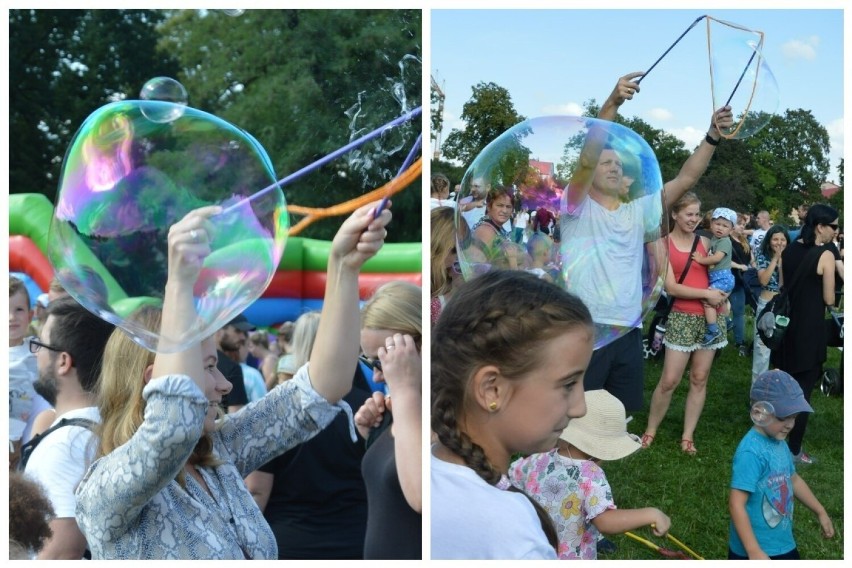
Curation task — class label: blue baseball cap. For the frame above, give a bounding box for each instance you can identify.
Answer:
[750,370,813,418]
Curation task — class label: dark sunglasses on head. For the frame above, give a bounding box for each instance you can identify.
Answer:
[358,354,382,372]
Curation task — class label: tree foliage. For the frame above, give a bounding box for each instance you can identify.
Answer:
[9,9,176,201]
[441,82,525,169]
[743,109,830,213]
[9,9,422,241]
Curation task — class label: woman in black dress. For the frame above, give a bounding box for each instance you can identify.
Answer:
[770,203,839,464]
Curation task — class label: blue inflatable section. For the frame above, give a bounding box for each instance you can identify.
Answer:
[242,298,326,327]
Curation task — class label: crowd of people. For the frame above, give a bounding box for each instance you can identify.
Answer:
[7,69,844,560]
[10,201,422,560]
[430,71,841,560]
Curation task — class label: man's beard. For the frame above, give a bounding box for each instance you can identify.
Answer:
[34,370,58,407]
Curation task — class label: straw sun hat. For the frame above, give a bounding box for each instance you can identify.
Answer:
[560,389,642,461]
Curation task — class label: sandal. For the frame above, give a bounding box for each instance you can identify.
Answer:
[680,439,697,455]
[641,433,655,449]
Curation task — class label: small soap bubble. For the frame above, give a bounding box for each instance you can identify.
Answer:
[750,401,776,427]
[48,101,288,353]
[139,77,188,124]
[455,115,666,349]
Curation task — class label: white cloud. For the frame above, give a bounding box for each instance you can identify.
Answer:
[669,126,705,150]
[781,37,818,61]
[648,108,674,121]
[540,102,584,116]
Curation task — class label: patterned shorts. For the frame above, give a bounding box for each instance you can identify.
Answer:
[663,311,728,352]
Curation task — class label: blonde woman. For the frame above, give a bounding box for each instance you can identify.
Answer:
[354,280,422,559]
[276,312,321,384]
[430,206,469,323]
[75,201,391,559]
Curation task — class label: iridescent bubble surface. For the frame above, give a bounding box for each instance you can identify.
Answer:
[139,77,188,124]
[707,18,779,139]
[48,100,288,353]
[455,115,666,349]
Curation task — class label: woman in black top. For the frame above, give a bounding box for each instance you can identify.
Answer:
[770,204,839,464]
[728,213,753,355]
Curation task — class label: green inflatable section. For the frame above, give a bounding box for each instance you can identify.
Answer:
[10,192,421,296]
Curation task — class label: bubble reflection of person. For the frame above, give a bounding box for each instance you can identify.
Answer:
[560,71,733,412]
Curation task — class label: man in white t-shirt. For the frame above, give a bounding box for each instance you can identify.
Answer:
[749,210,771,251]
[24,296,115,559]
[460,177,488,229]
[560,71,733,411]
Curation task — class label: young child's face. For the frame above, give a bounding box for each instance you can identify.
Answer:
[9,290,32,346]
[493,326,592,456]
[711,217,734,239]
[759,413,798,441]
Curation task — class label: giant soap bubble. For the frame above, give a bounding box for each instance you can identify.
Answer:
[455,116,666,348]
[707,17,779,139]
[48,100,288,353]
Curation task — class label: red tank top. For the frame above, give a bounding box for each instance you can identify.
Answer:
[670,236,709,315]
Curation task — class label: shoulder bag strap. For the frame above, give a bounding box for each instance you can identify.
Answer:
[677,234,702,285]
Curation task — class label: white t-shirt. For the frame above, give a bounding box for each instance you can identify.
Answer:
[560,193,662,328]
[9,338,53,443]
[461,203,486,230]
[430,451,556,559]
[750,228,768,251]
[430,197,457,210]
[25,406,100,518]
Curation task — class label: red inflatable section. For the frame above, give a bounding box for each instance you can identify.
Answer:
[263,271,422,300]
[9,235,54,291]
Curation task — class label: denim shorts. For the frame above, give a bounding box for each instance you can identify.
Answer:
[664,311,727,352]
[708,269,735,293]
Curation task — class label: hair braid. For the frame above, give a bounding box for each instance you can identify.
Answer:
[432,270,591,553]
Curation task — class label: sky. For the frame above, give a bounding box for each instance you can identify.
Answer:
[430,7,845,183]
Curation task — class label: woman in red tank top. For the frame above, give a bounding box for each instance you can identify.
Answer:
[641,193,729,455]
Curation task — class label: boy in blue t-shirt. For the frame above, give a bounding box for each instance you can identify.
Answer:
[728,370,835,559]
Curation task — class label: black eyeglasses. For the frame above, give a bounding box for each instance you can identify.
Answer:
[826,223,839,231]
[29,338,63,354]
[358,354,382,372]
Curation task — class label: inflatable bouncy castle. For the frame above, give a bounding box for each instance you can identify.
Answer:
[9,193,421,327]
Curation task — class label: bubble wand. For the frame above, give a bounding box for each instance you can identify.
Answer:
[374,131,422,218]
[636,15,707,85]
[219,106,422,217]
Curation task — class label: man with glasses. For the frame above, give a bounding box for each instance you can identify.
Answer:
[23,296,115,559]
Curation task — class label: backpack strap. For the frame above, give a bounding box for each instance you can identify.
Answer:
[18,417,97,472]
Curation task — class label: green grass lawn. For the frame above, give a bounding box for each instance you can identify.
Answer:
[600,320,844,560]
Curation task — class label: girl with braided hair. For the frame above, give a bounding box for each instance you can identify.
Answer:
[431,270,593,559]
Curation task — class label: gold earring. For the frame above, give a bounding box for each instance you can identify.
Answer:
[489,402,498,412]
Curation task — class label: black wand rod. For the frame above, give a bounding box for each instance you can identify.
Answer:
[725,49,758,107]
[636,15,707,85]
